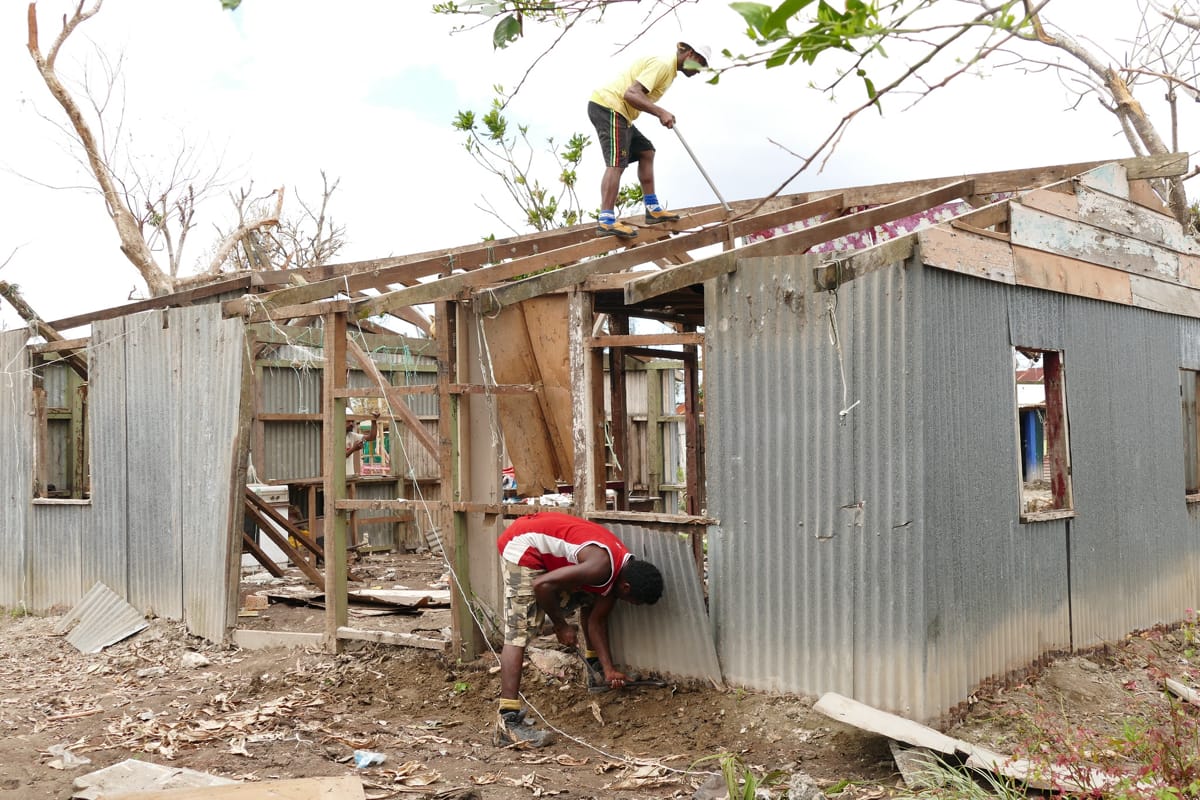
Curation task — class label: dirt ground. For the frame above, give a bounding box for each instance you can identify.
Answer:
[0,552,1194,799]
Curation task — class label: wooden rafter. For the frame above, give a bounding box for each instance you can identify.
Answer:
[344,336,440,458]
[473,193,847,313]
[0,281,89,379]
[624,179,974,304]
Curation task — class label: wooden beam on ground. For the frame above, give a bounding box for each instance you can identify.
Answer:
[625,180,973,304]
[336,626,446,651]
[345,337,439,457]
[479,194,846,312]
[0,281,89,380]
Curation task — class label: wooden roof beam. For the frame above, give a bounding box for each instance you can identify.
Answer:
[348,224,683,319]
[624,179,974,304]
[472,193,846,313]
[0,281,89,380]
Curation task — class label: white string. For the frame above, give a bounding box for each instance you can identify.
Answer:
[824,282,859,422]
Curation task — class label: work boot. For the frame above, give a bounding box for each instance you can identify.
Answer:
[494,709,554,748]
[644,207,681,223]
[596,220,638,239]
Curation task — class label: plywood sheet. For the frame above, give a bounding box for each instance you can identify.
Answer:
[482,299,570,493]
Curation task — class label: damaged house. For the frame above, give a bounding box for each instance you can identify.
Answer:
[0,152,1195,722]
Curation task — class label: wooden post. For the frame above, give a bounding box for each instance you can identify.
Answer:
[646,363,664,514]
[609,316,630,511]
[1043,351,1073,510]
[32,380,47,498]
[570,290,605,513]
[438,301,480,660]
[322,311,349,652]
[69,370,87,498]
[682,338,704,576]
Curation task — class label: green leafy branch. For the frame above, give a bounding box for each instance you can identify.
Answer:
[453,90,591,234]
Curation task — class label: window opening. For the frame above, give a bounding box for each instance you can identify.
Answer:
[1015,347,1072,519]
[32,356,90,500]
[1181,369,1200,498]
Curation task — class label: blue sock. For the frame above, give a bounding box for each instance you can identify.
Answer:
[599,209,616,225]
[644,193,661,211]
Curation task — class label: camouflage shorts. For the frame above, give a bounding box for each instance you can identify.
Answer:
[501,559,593,647]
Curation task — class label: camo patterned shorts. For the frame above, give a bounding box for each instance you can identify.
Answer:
[501,559,592,647]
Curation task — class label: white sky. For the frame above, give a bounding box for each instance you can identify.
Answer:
[0,0,1186,329]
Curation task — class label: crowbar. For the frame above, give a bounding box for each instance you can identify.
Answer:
[673,125,733,214]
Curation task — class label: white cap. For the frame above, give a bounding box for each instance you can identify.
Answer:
[681,41,712,66]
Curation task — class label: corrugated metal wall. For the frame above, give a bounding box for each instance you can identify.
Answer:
[921,274,1071,718]
[0,331,32,608]
[259,356,438,482]
[705,253,928,715]
[606,522,722,684]
[706,249,1200,721]
[0,306,244,641]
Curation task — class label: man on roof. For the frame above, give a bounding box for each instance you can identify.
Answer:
[493,511,664,748]
[587,40,711,240]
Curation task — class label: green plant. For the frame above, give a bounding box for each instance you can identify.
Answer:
[453,90,591,235]
[690,752,787,800]
[452,681,470,694]
[894,755,1027,799]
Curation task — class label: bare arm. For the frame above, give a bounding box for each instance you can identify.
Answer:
[623,81,675,128]
[530,547,612,645]
[583,592,628,687]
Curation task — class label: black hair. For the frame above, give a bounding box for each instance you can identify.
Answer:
[620,558,664,605]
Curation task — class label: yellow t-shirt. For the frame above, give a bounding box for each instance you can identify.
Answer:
[589,53,677,122]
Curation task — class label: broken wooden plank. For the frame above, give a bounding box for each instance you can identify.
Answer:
[345,336,439,458]
[337,626,446,651]
[232,629,325,649]
[0,280,89,379]
[814,692,1107,793]
[1166,677,1200,708]
[626,180,973,304]
[919,227,1017,285]
[102,775,366,799]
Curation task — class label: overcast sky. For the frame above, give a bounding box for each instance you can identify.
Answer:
[0,0,1183,329]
